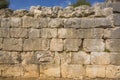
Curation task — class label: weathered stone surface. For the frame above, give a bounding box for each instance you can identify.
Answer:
[50,39,63,51]
[22,64,39,77]
[83,39,105,52]
[1,18,10,28]
[48,18,63,28]
[21,52,35,65]
[10,17,22,27]
[106,65,120,78]
[110,53,120,65]
[58,28,79,38]
[64,39,81,51]
[86,65,106,78]
[106,39,120,51]
[91,52,110,64]
[39,18,50,28]
[10,28,28,38]
[3,38,22,51]
[0,28,10,38]
[0,51,20,64]
[0,38,2,49]
[104,27,120,39]
[112,14,120,26]
[29,28,40,38]
[64,18,81,28]
[61,64,85,79]
[23,38,49,51]
[71,51,90,64]
[22,16,39,28]
[41,28,57,38]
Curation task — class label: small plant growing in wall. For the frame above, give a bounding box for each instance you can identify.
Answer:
[0,0,9,9]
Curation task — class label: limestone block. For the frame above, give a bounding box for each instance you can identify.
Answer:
[61,64,85,79]
[21,52,35,65]
[112,14,120,26]
[22,64,39,77]
[83,28,104,39]
[64,18,81,28]
[110,53,120,65]
[106,39,120,51]
[22,16,39,28]
[104,27,120,39]
[0,28,10,38]
[48,18,63,28]
[91,52,110,65]
[10,28,28,38]
[3,38,22,51]
[41,28,57,38]
[81,18,94,28]
[23,38,49,51]
[10,17,22,27]
[83,39,105,52]
[0,38,2,49]
[2,65,22,77]
[39,18,50,28]
[71,51,90,64]
[86,65,106,78]
[64,39,82,51]
[58,28,79,38]
[50,39,63,51]
[1,18,10,28]
[106,65,120,78]
[0,51,20,64]
[29,28,40,38]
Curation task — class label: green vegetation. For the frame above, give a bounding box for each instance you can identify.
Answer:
[70,0,91,7]
[0,0,9,9]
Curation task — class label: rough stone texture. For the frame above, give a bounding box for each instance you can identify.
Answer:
[3,38,22,51]
[112,14,120,26]
[106,65,120,78]
[64,39,82,51]
[71,51,90,64]
[10,28,28,38]
[83,39,105,52]
[86,65,106,78]
[41,28,57,38]
[29,28,40,38]
[38,18,50,28]
[110,53,120,65]
[50,39,63,51]
[106,39,120,51]
[91,52,110,64]
[0,38,2,49]
[10,17,22,27]
[104,27,120,39]
[0,28,10,38]
[1,18,10,28]
[23,38,49,51]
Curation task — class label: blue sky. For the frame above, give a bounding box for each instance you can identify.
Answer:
[9,0,104,10]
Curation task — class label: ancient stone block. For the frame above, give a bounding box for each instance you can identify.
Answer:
[83,39,105,52]
[58,28,79,38]
[110,53,120,65]
[112,14,120,26]
[48,18,63,28]
[22,64,39,77]
[86,65,106,78]
[71,51,90,64]
[91,52,110,64]
[3,38,22,51]
[1,18,10,28]
[10,17,22,27]
[50,39,63,51]
[0,38,2,49]
[106,39,120,51]
[39,18,50,28]
[10,28,28,38]
[41,28,57,38]
[22,16,39,28]
[0,28,10,38]
[29,28,40,38]
[61,64,85,79]
[64,39,82,51]
[23,38,49,51]
[0,51,20,64]
[64,18,81,28]
[106,65,120,78]
[104,27,120,39]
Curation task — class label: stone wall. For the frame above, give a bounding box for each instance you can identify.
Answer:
[0,1,120,80]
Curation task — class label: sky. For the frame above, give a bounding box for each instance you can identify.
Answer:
[9,0,104,10]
